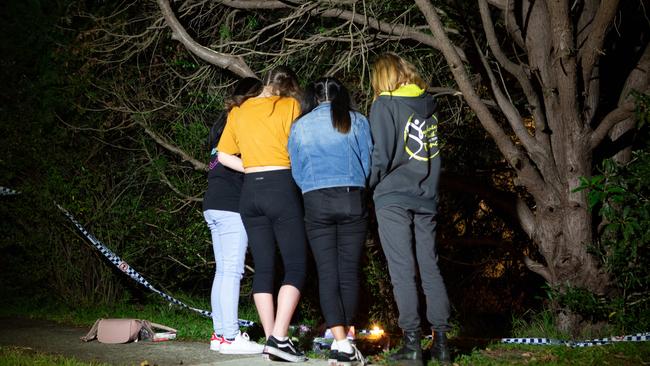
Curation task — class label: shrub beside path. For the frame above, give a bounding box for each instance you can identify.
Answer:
[0,317,327,366]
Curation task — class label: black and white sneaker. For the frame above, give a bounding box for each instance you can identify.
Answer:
[263,336,307,362]
[328,349,339,366]
[336,344,366,366]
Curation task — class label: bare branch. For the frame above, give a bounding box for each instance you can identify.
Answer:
[217,0,288,9]
[579,0,620,106]
[545,0,580,129]
[589,102,635,150]
[414,0,547,198]
[475,42,562,193]
[590,44,650,150]
[487,0,506,9]
[158,170,202,202]
[317,7,466,60]
[216,0,467,60]
[137,119,208,171]
[479,0,549,144]
[517,197,535,238]
[618,44,650,105]
[503,0,525,48]
[156,0,256,77]
[524,256,553,283]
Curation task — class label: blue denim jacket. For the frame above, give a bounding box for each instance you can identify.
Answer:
[288,103,373,193]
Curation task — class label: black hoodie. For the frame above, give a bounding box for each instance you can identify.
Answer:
[369,89,440,212]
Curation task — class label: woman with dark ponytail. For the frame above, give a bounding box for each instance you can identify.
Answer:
[288,77,372,366]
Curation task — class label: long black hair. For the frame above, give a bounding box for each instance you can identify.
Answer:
[207,77,262,150]
[302,77,352,133]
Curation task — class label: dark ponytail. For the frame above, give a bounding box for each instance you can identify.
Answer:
[306,77,352,133]
[207,77,262,150]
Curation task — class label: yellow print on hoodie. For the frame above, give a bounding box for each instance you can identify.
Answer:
[403,114,439,161]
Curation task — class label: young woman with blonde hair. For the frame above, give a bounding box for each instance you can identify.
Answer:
[369,53,451,365]
[217,67,308,362]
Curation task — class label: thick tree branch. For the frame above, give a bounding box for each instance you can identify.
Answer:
[589,102,635,150]
[475,42,538,161]
[157,0,256,78]
[516,197,535,238]
[576,0,599,124]
[579,0,620,101]
[441,172,536,238]
[479,0,548,140]
[217,0,288,9]
[502,0,525,48]
[478,0,551,153]
[545,0,580,129]
[486,0,506,9]
[524,256,553,283]
[414,0,546,199]
[590,44,650,150]
[608,44,650,162]
[217,0,467,60]
[618,44,650,105]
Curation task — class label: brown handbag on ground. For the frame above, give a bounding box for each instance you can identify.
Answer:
[81,318,177,344]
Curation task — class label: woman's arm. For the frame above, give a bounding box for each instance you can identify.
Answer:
[368,100,395,189]
[218,151,245,173]
[356,113,373,180]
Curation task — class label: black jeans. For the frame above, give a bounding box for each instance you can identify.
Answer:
[240,170,308,294]
[303,187,367,327]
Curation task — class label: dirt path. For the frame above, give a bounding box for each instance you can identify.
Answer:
[0,317,327,366]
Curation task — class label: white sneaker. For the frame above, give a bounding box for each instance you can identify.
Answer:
[220,332,265,354]
[210,333,223,351]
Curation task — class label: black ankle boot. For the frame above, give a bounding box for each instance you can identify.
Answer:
[389,330,422,363]
[431,331,450,365]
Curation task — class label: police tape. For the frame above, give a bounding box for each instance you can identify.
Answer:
[55,203,255,327]
[501,332,650,347]
[1,186,20,196]
[6,186,650,342]
[1,186,254,327]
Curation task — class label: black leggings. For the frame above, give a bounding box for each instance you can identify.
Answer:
[240,170,308,294]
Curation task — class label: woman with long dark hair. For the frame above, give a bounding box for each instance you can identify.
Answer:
[288,77,372,366]
[204,77,264,354]
[217,67,309,362]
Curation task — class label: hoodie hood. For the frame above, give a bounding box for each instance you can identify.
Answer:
[378,84,437,119]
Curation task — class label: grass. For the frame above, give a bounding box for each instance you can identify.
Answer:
[0,346,110,366]
[452,342,650,365]
[2,297,650,365]
[0,294,260,341]
[441,307,650,365]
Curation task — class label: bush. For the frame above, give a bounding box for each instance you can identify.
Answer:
[570,93,650,332]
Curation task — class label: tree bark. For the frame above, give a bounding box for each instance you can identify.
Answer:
[157,0,256,78]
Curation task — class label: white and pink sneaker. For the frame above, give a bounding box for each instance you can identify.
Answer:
[210,333,224,351]
[220,332,264,354]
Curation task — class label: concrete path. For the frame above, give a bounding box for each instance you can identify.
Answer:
[0,317,328,366]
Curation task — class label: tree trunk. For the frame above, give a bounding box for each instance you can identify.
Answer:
[534,202,605,293]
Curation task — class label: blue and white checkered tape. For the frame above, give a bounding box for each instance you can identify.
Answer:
[0,187,21,196]
[52,200,254,327]
[501,332,650,347]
